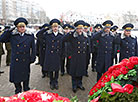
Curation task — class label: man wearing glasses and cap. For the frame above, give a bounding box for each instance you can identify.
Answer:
[91,20,116,81]
[0,17,36,94]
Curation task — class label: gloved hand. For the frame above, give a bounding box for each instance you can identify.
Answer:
[9,27,16,32]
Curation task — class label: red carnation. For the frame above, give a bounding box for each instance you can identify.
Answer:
[68,56,71,59]
[129,56,138,65]
[120,66,129,75]
[126,61,134,69]
[123,84,134,94]
[117,50,120,53]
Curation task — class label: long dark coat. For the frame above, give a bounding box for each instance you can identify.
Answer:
[43,30,63,72]
[0,29,36,83]
[91,30,115,73]
[62,31,89,76]
[36,29,47,67]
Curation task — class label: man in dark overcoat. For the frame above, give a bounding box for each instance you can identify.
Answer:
[91,20,115,81]
[117,23,138,61]
[62,20,90,93]
[43,19,63,90]
[0,17,36,94]
[36,23,50,78]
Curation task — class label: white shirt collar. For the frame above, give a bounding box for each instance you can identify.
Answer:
[53,32,58,36]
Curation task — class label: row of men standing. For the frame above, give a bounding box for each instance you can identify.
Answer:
[36,19,138,93]
[0,17,137,94]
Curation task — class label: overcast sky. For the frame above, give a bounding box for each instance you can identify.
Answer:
[30,0,138,19]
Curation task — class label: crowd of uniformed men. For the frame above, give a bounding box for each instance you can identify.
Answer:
[0,17,137,94]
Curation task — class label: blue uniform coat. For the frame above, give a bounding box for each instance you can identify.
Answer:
[117,34,138,61]
[92,30,116,73]
[0,29,36,83]
[62,31,89,76]
[43,30,63,72]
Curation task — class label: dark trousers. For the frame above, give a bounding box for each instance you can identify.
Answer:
[97,72,103,81]
[72,76,83,88]
[42,68,48,76]
[50,71,59,86]
[14,79,30,94]
[61,57,70,74]
[6,50,11,65]
[61,57,65,73]
[92,52,97,70]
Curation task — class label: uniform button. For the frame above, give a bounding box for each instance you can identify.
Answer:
[24,45,26,47]
[17,44,19,47]
[132,43,135,45]
[87,43,89,45]
[126,42,128,44]
[52,46,54,48]
[24,52,26,54]
[105,51,107,53]
[110,42,112,44]
[132,52,135,54]
[43,48,45,50]
[57,40,59,43]
[16,58,18,61]
[126,47,129,49]
[126,51,129,53]
[52,40,54,42]
[78,42,80,44]
[132,47,135,49]
[57,49,59,51]
[16,52,19,54]
[51,51,53,53]
[23,59,25,61]
[106,46,108,48]
[78,51,80,53]
[83,47,85,49]
[78,46,80,48]
[57,46,59,48]
[83,51,85,53]
[105,42,107,44]
[83,42,85,44]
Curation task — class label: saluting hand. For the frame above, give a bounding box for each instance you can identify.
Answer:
[9,27,16,32]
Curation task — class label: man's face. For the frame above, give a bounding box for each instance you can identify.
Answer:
[64,28,70,34]
[17,26,26,33]
[83,28,88,33]
[76,28,83,35]
[52,26,58,32]
[95,28,102,32]
[104,27,110,33]
[124,30,131,36]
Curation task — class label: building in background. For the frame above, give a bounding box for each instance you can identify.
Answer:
[0,0,50,25]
